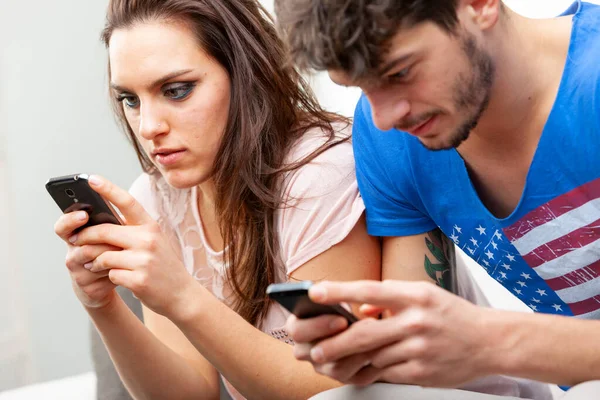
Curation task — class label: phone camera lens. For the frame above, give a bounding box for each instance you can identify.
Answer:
[65,189,76,198]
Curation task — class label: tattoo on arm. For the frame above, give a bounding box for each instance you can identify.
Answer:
[424,229,457,292]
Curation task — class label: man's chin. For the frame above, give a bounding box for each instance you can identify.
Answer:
[419,128,472,151]
[418,136,455,152]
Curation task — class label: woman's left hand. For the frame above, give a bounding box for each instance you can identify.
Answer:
[69,175,197,320]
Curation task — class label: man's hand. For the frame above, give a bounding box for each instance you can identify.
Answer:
[286,280,496,387]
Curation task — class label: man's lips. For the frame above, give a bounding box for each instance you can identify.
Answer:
[399,115,438,137]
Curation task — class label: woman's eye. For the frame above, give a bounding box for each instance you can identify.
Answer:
[164,83,195,100]
[117,94,140,109]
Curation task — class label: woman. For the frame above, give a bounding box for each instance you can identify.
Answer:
[53,0,380,399]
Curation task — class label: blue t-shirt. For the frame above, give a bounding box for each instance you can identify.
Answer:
[354,1,600,319]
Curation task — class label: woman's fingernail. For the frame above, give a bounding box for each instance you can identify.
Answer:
[88,175,103,187]
[77,212,87,221]
[84,263,93,270]
[68,235,78,244]
[311,347,325,363]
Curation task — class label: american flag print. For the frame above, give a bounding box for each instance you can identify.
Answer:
[503,178,600,319]
[447,178,600,318]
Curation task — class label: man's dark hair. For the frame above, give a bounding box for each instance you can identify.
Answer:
[275,0,460,79]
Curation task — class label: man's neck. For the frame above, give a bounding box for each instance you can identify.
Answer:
[459,9,574,159]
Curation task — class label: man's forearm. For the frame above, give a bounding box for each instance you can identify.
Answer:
[484,309,600,386]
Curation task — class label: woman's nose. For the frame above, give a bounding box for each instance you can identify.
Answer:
[138,106,169,140]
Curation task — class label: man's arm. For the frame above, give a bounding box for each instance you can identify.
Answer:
[382,230,456,293]
[286,231,600,388]
[287,279,600,387]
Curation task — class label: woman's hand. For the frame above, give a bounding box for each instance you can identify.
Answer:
[54,211,119,309]
[67,175,198,320]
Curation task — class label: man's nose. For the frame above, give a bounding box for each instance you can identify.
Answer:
[367,91,411,132]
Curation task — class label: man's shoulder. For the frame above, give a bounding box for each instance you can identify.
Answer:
[572,2,600,53]
[352,95,421,158]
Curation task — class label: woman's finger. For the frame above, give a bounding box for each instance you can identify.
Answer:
[54,211,89,241]
[68,244,121,267]
[71,268,111,287]
[87,175,153,225]
[69,224,145,249]
[87,249,146,273]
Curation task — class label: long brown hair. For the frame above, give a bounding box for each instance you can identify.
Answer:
[101,0,347,327]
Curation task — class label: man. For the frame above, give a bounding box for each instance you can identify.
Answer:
[275,0,600,398]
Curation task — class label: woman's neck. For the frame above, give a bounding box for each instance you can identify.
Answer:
[196,179,225,251]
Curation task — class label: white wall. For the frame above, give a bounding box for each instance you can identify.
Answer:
[0,0,140,390]
[0,138,33,389]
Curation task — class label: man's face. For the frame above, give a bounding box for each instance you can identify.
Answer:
[329,21,495,151]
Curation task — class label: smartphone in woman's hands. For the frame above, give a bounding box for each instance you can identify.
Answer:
[46,173,122,232]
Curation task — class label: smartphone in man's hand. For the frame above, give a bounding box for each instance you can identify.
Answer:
[267,281,358,324]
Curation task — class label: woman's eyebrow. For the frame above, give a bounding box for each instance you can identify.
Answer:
[110,68,195,92]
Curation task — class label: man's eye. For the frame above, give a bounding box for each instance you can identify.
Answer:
[164,83,195,100]
[389,67,411,81]
[116,94,140,109]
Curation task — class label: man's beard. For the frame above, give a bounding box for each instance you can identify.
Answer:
[421,33,495,151]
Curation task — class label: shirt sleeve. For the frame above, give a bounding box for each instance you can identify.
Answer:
[276,126,366,276]
[353,95,437,237]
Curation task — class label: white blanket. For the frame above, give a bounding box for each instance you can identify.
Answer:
[0,373,96,400]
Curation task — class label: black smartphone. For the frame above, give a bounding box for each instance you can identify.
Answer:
[46,173,122,232]
[267,281,358,324]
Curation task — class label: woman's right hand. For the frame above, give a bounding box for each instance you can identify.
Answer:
[54,211,120,309]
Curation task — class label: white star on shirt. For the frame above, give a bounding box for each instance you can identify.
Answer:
[454,225,462,234]
[517,281,527,287]
[494,230,503,240]
[501,263,512,270]
[506,254,516,262]
[450,233,459,244]
[514,288,522,295]
[470,237,478,246]
[499,271,507,279]
[529,304,538,311]
[552,304,563,311]
[482,259,490,267]
[476,226,486,235]
[532,298,541,303]
[536,289,547,297]
[467,247,475,255]
[521,273,531,280]
[491,241,498,250]
[485,250,494,259]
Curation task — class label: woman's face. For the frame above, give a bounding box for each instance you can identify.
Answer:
[109,20,231,189]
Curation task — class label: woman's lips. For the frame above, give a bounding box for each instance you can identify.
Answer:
[154,150,186,166]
